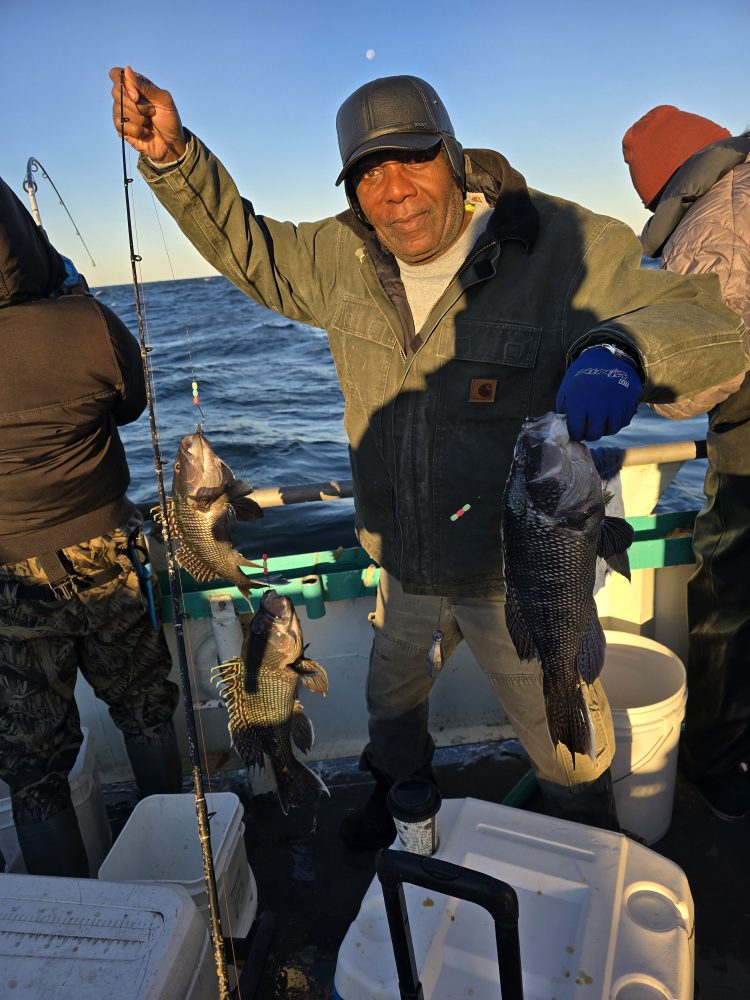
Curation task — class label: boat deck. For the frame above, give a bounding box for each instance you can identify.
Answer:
[104,738,749,1000]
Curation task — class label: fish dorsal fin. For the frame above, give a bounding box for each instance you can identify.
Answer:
[211,657,245,701]
[597,515,634,580]
[291,658,329,695]
[228,480,264,521]
[211,658,265,767]
[212,657,245,715]
[151,497,175,533]
[575,612,606,684]
[175,544,220,583]
[291,701,315,753]
[505,586,538,662]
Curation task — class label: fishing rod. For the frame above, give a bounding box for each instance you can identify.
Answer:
[117,74,231,1000]
[23,157,96,267]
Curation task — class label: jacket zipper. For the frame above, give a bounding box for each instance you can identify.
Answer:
[359,240,500,582]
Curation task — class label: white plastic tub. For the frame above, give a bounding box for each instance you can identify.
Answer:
[334,796,694,1000]
[0,872,216,999]
[98,792,257,939]
[0,726,111,876]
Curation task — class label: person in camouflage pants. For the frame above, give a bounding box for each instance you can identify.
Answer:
[0,174,182,876]
[0,517,179,828]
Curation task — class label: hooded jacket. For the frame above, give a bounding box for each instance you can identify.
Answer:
[640,137,750,422]
[0,178,145,562]
[138,134,749,596]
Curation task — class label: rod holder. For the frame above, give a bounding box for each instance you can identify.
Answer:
[301,575,326,619]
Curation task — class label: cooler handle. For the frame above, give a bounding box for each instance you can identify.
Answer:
[375,848,524,1000]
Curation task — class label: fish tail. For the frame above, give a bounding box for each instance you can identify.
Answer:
[272,756,330,815]
[544,674,596,762]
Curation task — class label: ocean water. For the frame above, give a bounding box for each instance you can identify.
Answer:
[96,275,708,557]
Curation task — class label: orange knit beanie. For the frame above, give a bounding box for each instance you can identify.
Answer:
[622,105,731,208]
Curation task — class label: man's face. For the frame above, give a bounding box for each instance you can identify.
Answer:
[352,147,466,264]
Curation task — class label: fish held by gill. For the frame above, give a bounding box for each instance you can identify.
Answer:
[154,427,266,600]
[212,590,330,815]
[502,412,633,760]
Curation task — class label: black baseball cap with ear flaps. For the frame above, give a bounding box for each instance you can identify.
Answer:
[335,76,465,203]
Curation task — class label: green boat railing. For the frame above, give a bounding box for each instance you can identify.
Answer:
[156,509,700,624]
[154,437,707,622]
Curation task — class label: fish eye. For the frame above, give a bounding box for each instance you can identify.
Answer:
[174,461,181,472]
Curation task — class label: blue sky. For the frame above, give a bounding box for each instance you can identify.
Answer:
[3,0,748,287]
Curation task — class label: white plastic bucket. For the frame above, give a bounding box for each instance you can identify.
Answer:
[601,631,687,845]
[0,726,112,876]
[98,792,257,939]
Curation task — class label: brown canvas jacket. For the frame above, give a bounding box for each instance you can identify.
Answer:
[139,135,749,596]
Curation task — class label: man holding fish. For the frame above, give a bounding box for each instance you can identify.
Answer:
[110,68,748,848]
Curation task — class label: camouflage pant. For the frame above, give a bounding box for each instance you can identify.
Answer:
[0,520,179,823]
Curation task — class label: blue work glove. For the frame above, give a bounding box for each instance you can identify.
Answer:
[555,345,642,441]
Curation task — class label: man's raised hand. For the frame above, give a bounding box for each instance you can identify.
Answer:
[109,66,187,164]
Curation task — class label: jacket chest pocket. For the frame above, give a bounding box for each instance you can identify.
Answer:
[436,317,542,420]
[329,295,400,444]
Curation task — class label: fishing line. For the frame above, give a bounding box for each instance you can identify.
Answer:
[147,187,206,421]
[118,72,232,1000]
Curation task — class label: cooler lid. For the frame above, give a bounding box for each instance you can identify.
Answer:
[334,797,694,999]
[0,874,209,999]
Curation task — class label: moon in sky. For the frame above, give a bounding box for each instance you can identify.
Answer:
[366,49,375,60]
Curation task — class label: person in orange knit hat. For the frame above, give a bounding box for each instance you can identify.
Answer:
[623,105,750,821]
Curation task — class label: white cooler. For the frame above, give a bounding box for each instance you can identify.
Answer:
[0,873,217,999]
[334,797,694,1000]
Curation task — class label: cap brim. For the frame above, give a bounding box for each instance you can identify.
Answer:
[335,134,442,186]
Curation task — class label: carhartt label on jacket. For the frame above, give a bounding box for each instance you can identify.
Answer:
[469,379,497,403]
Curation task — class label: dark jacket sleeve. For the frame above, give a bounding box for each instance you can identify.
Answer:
[98,301,147,425]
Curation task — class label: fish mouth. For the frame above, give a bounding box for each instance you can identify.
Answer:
[260,590,293,621]
[175,431,229,493]
[527,441,564,482]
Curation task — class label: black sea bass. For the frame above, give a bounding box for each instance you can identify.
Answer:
[502,412,633,759]
[156,427,266,600]
[213,590,330,814]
